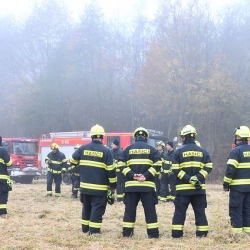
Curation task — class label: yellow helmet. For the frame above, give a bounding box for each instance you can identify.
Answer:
[180,125,197,137]
[233,126,250,139]
[74,144,81,149]
[195,140,201,147]
[133,127,149,138]
[90,124,105,137]
[156,141,165,147]
[51,143,59,150]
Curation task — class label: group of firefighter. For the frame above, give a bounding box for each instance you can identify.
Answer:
[1,124,250,239]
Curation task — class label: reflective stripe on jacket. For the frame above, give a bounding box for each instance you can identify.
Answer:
[172,139,212,195]
[118,138,161,192]
[223,141,250,192]
[70,140,117,196]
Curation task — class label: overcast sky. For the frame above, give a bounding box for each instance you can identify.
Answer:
[0,0,239,20]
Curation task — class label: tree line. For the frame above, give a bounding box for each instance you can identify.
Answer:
[0,0,250,180]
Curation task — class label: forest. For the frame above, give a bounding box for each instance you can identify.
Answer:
[0,0,250,179]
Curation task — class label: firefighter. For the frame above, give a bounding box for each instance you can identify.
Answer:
[45,143,67,197]
[155,141,165,200]
[70,124,117,235]
[159,141,176,202]
[67,144,81,198]
[111,139,124,202]
[0,136,12,218]
[223,126,250,233]
[171,125,213,238]
[118,127,162,238]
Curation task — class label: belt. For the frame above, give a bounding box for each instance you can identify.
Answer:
[48,169,62,174]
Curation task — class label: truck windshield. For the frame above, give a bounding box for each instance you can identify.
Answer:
[147,138,159,147]
[147,136,168,148]
[12,141,38,155]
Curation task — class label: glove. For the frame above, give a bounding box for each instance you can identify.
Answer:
[107,190,115,205]
[48,160,52,164]
[168,168,174,176]
[190,176,202,190]
[158,173,162,180]
[7,179,14,191]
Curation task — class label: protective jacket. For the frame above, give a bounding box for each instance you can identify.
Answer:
[223,141,250,192]
[172,139,213,195]
[70,140,117,196]
[118,137,162,192]
[45,150,67,174]
[111,147,123,172]
[0,147,12,182]
[161,150,174,173]
[67,164,80,177]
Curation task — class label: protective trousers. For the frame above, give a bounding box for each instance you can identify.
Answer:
[229,189,250,233]
[160,173,170,201]
[81,194,107,234]
[172,194,208,238]
[0,182,9,215]
[168,174,176,199]
[71,175,80,198]
[47,172,62,196]
[155,174,161,199]
[116,172,125,201]
[123,191,159,238]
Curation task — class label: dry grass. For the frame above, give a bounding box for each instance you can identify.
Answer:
[0,179,250,250]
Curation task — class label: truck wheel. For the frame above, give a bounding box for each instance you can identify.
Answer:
[62,174,71,185]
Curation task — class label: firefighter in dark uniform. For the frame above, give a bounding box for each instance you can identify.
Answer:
[0,136,12,218]
[171,125,213,238]
[118,127,162,238]
[223,126,250,233]
[70,124,117,235]
[155,141,164,200]
[111,139,124,202]
[159,141,176,202]
[45,143,67,197]
[67,144,81,198]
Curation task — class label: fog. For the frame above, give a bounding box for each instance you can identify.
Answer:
[0,0,249,179]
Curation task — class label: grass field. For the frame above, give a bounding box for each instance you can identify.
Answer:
[0,179,250,250]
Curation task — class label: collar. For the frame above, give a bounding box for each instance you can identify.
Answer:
[183,138,195,144]
[92,140,103,144]
[236,141,248,147]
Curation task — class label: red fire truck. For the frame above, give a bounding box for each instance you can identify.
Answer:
[38,129,169,183]
[2,138,41,184]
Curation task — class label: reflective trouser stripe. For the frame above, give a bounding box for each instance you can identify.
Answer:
[172,224,184,230]
[89,221,102,228]
[159,197,167,201]
[147,222,159,229]
[197,225,209,231]
[243,227,250,233]
[81,220,89,226]
[0,204,7,209]
[55,193,61,197]
[123,222,135,228]
[47,191,52,194]
[231,227,243,233]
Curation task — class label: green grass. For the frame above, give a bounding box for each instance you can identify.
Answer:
[0,179,250,250]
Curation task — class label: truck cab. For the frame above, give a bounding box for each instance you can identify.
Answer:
[2,138,40,184]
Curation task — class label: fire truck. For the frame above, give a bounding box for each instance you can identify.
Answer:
[2,138,41,184]
[38,129,169,184]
